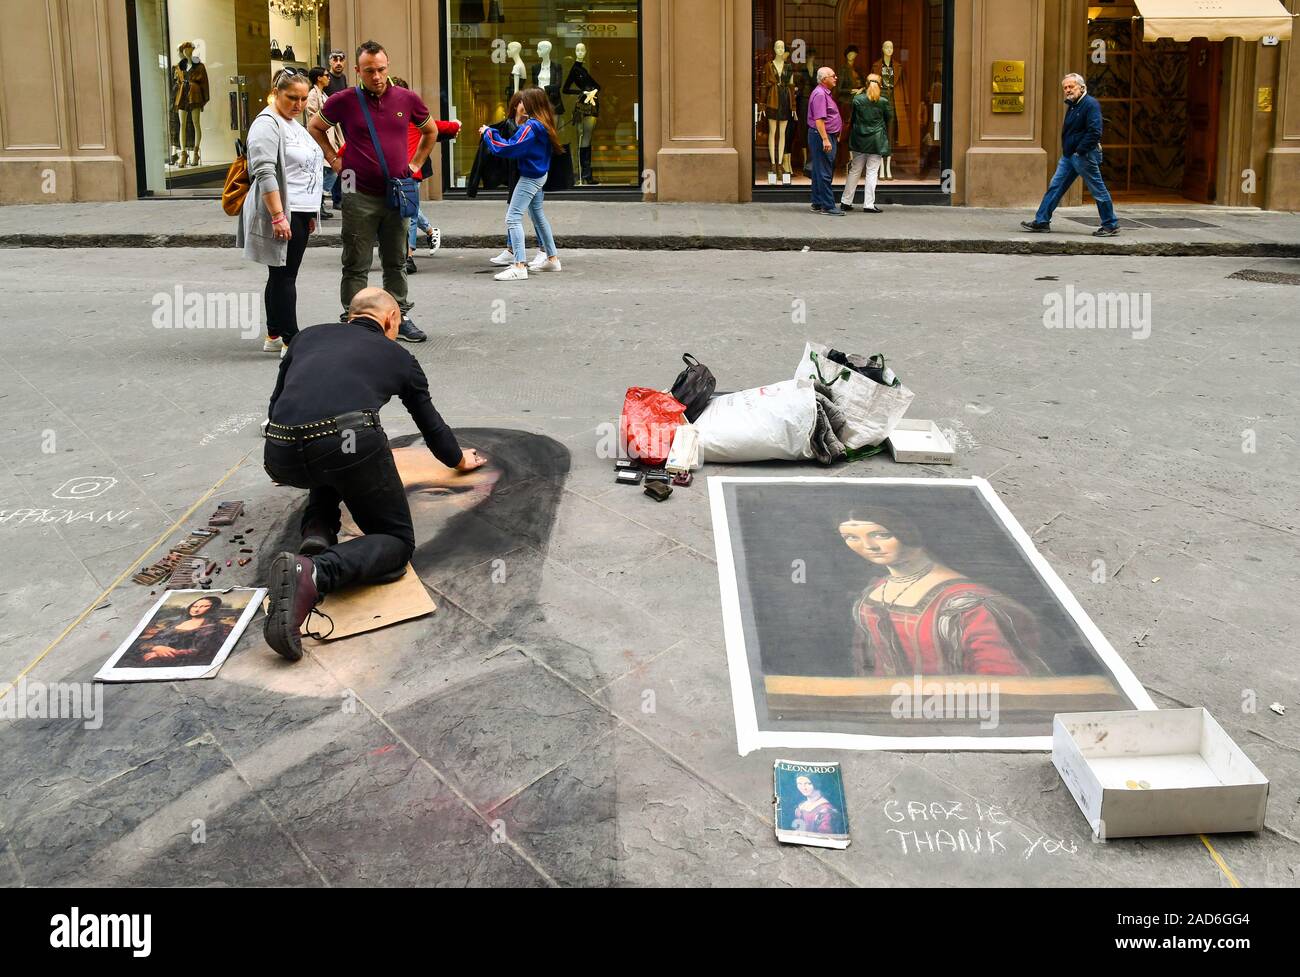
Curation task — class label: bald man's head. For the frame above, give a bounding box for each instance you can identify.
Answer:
[347,287,402,340]
[348,287,399,321]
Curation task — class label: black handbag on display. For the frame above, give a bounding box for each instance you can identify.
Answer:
[270,39,283,59]
[669,354,716,423]
[283,45,296,61]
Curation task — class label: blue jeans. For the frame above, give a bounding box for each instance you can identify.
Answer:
[408,206,432,250]
[505,175,557,263]
[809,132,838,210]
[1034,149,1118,228]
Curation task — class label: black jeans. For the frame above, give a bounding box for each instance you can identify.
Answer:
[264,211,313,343]
[263,425,413,594]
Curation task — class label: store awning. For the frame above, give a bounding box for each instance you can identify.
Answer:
[1134,0,1294,41]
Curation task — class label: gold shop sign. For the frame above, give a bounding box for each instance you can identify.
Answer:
[992,60,1025,94]
[992,94,1025,113]
[1257,87,1273,112]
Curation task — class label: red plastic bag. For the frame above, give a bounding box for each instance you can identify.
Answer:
[620,387,686,465]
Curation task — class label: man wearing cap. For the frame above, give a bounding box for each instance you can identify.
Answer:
[324,50,349,96]
[309,39,460,343]
[261,287,486,661]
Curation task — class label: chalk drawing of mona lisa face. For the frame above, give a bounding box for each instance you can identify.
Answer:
[242,428,572,701]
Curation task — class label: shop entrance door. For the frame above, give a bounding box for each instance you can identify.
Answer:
[1086,13,1220,204]
[1182,38,1221,203]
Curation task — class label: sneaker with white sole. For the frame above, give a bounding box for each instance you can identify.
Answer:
[533,256,562,272]
[490,249,515,265]
[428,228,441,256]
[527,252,554,270]
[494,265,529,281]
[262,336,283,352]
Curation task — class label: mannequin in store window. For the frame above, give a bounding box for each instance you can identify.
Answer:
[564,42,601,185]
[173,40,210,168]
[532,40,564,119]
[762,40,797,185]
[506,41,527,100]
[839,45,865,98]
[872,40,910,180]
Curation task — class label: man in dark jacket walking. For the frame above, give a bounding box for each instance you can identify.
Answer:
[1021,73,1119,237]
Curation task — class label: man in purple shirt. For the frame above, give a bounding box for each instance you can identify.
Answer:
[310,40,458,342]
[807,66,844,216]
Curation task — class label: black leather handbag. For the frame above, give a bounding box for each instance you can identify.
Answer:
[669,354,716,422]
[270,39,283,59]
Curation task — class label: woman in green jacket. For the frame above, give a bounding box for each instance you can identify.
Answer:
[840,74,894,213]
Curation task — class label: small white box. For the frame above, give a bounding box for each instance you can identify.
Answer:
[887,420,954,464]
[1052,709,1269,839]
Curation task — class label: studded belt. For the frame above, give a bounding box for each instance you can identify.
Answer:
[264,409,382,443]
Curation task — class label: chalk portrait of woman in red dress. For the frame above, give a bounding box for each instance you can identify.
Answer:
[838,507,1050,677]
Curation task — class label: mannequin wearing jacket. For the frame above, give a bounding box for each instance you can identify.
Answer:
[173,41,210,167]
[564,43,601,184]
[872,40,910,179]
[762,41,797,183]
[532,40,564,118]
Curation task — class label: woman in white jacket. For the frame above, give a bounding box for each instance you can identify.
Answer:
[236,69,322,354]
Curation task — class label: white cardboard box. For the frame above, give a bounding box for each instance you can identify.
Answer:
[1052,709,1269,839]
[887,420,954,464]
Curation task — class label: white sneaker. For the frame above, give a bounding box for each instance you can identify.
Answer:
[493,265,529,281]
[490,249,515,266]
[533,256,562,272]
[527,252,549,269]
[428,228,441,256]
[262,336,283,352]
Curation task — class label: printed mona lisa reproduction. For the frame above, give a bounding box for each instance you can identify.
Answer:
[709,477,1154,753]
[96,587,266,682]
[774,759,850,849]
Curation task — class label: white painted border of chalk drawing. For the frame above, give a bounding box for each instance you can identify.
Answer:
[708,475,1156,756]
[94,588,268,683]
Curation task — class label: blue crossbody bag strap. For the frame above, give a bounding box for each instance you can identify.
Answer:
[355,84,419,218]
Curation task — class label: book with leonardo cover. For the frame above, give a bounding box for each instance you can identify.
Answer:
[773,759,851,849]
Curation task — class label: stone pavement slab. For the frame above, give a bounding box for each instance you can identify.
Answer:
[0,246,1295,887]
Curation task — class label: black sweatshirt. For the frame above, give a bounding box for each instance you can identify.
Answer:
[267,317,462,468]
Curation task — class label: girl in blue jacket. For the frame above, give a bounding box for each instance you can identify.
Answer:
[480,88,564,280]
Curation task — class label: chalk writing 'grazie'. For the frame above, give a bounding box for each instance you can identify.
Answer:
[884,799,1010,824]
[883,800,1078,859]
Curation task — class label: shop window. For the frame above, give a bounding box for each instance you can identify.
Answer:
[752,0,946,188]
[444,1,641,190]
[133,0,331,194]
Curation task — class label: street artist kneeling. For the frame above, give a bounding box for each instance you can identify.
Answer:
[261,286,485,660]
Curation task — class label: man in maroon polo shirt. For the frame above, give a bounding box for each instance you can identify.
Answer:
[309,40,460,342]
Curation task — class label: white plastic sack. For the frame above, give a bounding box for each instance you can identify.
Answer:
[793,342,914,449]
[695,379,818,463]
